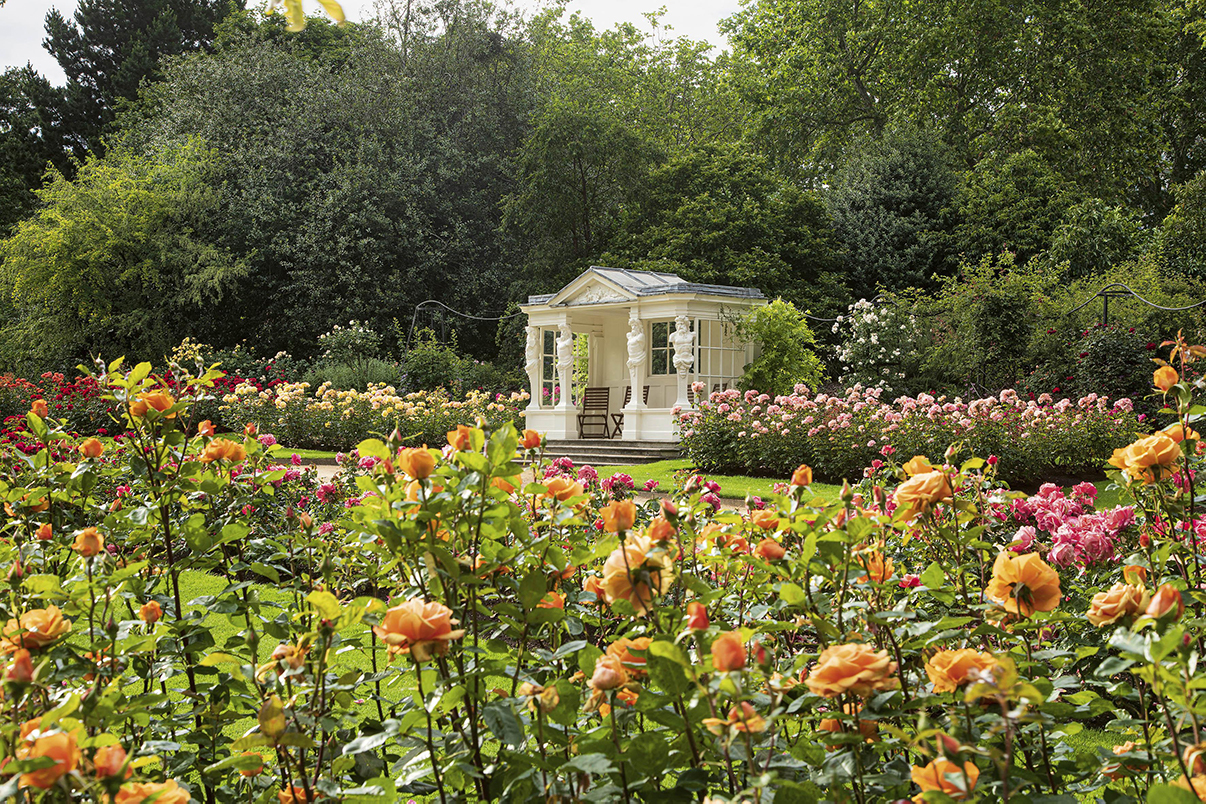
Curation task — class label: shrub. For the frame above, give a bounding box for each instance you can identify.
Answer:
[300,358,404,391]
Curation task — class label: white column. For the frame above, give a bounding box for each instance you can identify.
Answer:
[554,321,574,411]
[670,314,696,410]
[524,325,542,411]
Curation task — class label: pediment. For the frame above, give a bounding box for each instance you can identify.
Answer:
[545,270,638,307]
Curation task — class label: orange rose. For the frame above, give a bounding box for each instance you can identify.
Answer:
[606,637,651,677]
[925,649,998,693]
[372,598,465,662]
[750,510,780,530]
[646,516,675,543]
[15,721,80,789]
[704,701,767,735]
[805,643,898,698]
[589,654,628,690]
[521,429,542,449]
[6,648,33,682]
[911,758,979,800]
[1,605,72,653]
[1154,365,1179,391]
[239,751,265,778]
[1108,433,1181,484]
[197,420,216,437]
[754,537,786,561]
[95,744,130,778]
[398,447,436,480]
[244,423,258,436]
[72,527,104,557]
[1087,582,1150,627]
[129,391,176,419]
[491,476,515,494]
[78,438,104,458]
[1162,422,1200,444]
[818,702,878,745]
[600,500,637,532]
[447,425,478,451]
[583,574,605,603]
[893,471,953,521]
[29,399,48,418]
[901,455,934,476]
[1175,775,1206,798]
[856,548,893,583]
[711,631,747,672]
[139,600,163,625]
[600,534,675,616]
[1123,565,1148,585]
[686,601,709,630]
[276,785,310,804]
[35,523,51,541]
[544,476,584,502]
[538,591,565,610]
[201,438,247,464]
[1102,741,1147,780]
[1147,583,1185,620]
[791,464,813,486]
[984,552,1061,616]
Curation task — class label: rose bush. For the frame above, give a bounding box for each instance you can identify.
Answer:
[680,384,1142,484]
[2,346,1206,802]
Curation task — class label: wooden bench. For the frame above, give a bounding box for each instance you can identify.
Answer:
[577,387,612,439]
[611,386,650,438]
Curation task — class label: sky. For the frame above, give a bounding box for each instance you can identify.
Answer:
[1,0,741,85]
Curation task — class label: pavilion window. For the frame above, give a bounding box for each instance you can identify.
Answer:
[541,328,557,404]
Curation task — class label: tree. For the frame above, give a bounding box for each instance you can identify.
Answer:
[1160,168,1206,278]
[43,0,243,153]
[603,143,842,315]
[0,140,245,370]
[0,67,76,233]
[826,129,959,296]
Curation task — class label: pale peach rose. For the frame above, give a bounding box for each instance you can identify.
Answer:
[606,637,651,677]
[818,701,878,745]
[1147,583,1185,620]
[1162,422,1200,444]
[72,527,104,557]
[805,643,898,698]
[894,471,952,521]
[95,744,130,778]
[750,510,780,530]
[589,654,628,690]
[984,552,1061,616]
[1154,365,1179,391]
[15,720,81,789]
[372,598,465,662]
[398,447,436,480]
[544,476,584,502]
[201,438,247,464]
[925,649,998,693]
[711,631,747,673]
[754,537,786,561]
[601,500,637,532]
[1087,582,1150,627]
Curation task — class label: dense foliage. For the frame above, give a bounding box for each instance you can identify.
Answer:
[5,350,1206,802]
[4,0,1206,381]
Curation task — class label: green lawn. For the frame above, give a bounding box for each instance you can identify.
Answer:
[595,459,843,501]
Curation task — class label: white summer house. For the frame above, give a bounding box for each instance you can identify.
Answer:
[521,267,766,443]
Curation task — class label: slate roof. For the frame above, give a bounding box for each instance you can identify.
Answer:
[526,267,765,305]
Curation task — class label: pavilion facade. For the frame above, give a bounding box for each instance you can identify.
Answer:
[520,267,766,442]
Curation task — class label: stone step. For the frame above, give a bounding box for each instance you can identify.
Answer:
[543,439,682,466]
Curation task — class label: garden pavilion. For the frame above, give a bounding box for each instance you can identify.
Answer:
[520,267,765,442]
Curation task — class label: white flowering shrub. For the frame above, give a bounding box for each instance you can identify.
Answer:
[318,319,383,364]
[832,299,923,395]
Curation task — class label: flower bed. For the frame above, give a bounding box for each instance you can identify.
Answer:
[219,381,528,451]
[680,384,1144,484]
[5,354,1206,802]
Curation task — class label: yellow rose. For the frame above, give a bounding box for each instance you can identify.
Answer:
[901,455,934,476]
[805,643,898,698]
[1154,365,1179,391]
[1108,433,1181,484]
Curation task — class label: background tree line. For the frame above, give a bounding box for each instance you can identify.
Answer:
[3,0,1206,382]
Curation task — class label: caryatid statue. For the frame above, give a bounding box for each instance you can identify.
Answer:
[669,315,696,409]
[524,326,541,410]
[555,323,574,409]
[625,310,646,409]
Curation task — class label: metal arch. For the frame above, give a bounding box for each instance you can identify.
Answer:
[804,294,897,324]
[406,299,525,351]
[1064,282,1206,326]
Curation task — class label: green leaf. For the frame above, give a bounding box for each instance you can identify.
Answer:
[780,582,806,606]
[357,439,389,460]
[250,563,280,583]
[920,561,945,589]
[307,591,343,621]
[519,569,547,610]
[627,732,669,777]
[1147,784,1201,804]
[563,754,615,775]
[483,701,525,747]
